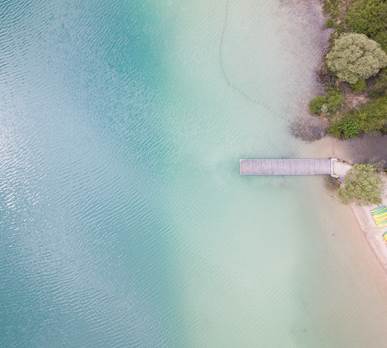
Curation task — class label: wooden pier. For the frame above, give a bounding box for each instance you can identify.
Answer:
[240,158,337,177]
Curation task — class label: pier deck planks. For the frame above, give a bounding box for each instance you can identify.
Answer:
[240,159,332,176]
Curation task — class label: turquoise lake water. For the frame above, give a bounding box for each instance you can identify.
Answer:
[2,1,387,347]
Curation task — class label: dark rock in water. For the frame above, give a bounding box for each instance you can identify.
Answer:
[290,116,328,142]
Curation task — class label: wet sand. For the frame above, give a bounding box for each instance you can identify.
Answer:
[307,135,387,164]
[350,183,387,274]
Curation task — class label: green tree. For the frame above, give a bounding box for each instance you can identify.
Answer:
[345,0,387,50]
[338,164,383,205]
[326,33,387,84]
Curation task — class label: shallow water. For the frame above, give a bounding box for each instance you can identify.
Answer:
[1,1,387,347]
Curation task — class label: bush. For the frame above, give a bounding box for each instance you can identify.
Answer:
[309,96,327,114]
[345,0,387,50]
[325,18,336,29]
[326,89,345,111]
[326,33,387,84]
[351,79,367,92]
[338,164,382,204]
[323,0,340,19]
[308,89,344,115]
[328,116,362,138]
[368,69,387,97]
[328,96,387,138]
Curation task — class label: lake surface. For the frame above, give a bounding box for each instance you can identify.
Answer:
[1,1,387,347]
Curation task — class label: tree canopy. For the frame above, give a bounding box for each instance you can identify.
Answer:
[326,33,387,84]
[345,0,387,50]
[338,164,383,205]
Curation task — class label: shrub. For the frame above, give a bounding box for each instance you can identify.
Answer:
[345,0,387,50]
[338,164,382,204]
[325,18,336,29]
[323,0,340,19]
[326,89,344,111]
[326,33,387,84]
[368,69,387,97]
[328,96,387,138]
[351,79,367,92]
[328,116,362,138]
[308,89,344,115]
[309,96,327,114]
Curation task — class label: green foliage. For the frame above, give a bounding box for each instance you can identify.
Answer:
[329,116,361,138]
[368,69,387,97]
[338,164,382,205]
[309,89,344,115]
[323,0,340,19]
[328,96,387,138]
[309,96,326,114]
[326,33,387,84]
[321,1,387,142]
[351,79,367,92]
[325,18,336,29]
[345,0,387,50]
[326,89,345,112]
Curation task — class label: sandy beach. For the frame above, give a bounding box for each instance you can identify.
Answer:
[351,206,387,270]
[292,0,387,277]
[302,122,387,275]
[350,176,387,271]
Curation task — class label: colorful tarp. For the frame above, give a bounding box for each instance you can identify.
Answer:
[371,206,387,228]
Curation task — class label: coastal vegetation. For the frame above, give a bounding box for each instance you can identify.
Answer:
[368,69,387,97]
[309,88,344,115]
[328,96,387,138]
[326,33,386,84]
[302,0,387,208]
[345,0,387,50]
[338,164,383,204]
[307,0,387,141]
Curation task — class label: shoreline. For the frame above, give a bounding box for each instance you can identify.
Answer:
[351,200,387,274]
[304,101,387,276]
[349,176,387,273]
[301,1,387,275]
[305,136,387,274]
